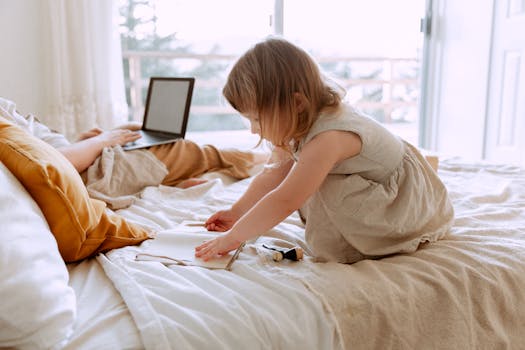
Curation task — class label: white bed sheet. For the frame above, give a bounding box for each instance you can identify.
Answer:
[97,175,341,350]
[65,260,143,350]
[65,159,525,349]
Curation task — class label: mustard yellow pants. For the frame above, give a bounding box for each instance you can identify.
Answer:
[148,140,256,186]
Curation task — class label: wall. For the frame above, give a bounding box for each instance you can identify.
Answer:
[0,0,46,115]
[423,0,494,160]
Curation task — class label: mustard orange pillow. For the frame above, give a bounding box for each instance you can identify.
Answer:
[0,116,152,262]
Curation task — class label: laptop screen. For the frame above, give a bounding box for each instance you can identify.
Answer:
[143,77,194,135]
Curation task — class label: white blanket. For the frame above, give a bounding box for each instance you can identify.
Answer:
[98,178,340,350]
[98,159,525,349]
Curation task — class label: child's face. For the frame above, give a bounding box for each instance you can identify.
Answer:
[242,113,261,136]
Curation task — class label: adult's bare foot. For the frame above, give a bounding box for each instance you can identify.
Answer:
[176,178,208,189]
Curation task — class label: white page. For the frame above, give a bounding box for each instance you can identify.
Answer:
[136,226,240,270]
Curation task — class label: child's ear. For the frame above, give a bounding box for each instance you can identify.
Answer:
[293,92,307,113]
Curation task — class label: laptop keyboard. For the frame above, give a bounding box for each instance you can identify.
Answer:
[123,130,180,149]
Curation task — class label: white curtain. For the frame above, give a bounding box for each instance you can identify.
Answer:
[41,0,128,140]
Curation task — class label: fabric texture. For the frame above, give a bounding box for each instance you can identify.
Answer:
[0,162,77,350]
[274,159,525,349]
[40,0,128,140]
[0,97,71,148]
[96,178,339,350]
[103,159,525,350]
[63,260,143,349]
[82,140,257,209]
[295,104,454,263]
[0,117,152,262]
[82,146,168,209]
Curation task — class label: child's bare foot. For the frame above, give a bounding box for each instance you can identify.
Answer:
[176,178,208,189]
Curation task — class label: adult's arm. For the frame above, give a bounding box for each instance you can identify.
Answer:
[57,129,141,173]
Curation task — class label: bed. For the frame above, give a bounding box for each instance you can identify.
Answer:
[1,155,525,350]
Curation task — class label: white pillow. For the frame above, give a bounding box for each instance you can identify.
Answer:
[0,162,76,349]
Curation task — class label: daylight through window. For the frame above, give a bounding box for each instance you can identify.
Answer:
[119,0,424,148]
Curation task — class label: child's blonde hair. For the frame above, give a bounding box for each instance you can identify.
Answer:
[223,37,344,151]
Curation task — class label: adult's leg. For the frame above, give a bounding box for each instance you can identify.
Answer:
[148,140,266,186]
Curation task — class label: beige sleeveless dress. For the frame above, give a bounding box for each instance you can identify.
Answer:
[295,104,454,263]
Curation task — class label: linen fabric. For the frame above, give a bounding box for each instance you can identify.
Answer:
[0,163,76,349]
[295,104,454,263]
[0,117,152,262]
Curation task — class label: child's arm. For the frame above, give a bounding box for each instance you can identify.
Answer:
[57,129,141,173]
[205,148,294,231]
[196,130,362,260]
[232,148,294,214]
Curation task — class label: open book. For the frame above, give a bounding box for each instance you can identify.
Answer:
[135,222,244,270]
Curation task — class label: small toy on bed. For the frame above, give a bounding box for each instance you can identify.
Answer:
[262,244,304,262]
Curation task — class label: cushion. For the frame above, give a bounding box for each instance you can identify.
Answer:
[0,117,152,262]
[0,162,76,349]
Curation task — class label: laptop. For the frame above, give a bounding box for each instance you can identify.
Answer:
[123,77,195,151]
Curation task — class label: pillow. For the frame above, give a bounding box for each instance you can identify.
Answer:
[0,162,76,349]
[0,117,152,262]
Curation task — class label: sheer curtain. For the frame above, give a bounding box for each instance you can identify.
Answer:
[41,0,128,139]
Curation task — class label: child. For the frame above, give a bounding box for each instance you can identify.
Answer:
[195,38,454,264]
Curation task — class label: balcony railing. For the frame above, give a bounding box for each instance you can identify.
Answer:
[122,50,419,125]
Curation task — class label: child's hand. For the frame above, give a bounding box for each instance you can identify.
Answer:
[205,209,240,232]
[194,233,243,261]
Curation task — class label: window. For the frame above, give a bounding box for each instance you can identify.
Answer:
[119,0,424,148]
[282,0,424,145]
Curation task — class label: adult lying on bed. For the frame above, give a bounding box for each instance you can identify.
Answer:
[0,97,266,192]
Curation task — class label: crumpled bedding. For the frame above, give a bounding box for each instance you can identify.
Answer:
[82,146,167,209]
[98,158,525,349]
[98,177,340,350]
[292,159,525,349]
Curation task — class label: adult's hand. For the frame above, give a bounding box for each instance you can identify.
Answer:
[95,129,142,148]
[114,121,142,131]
